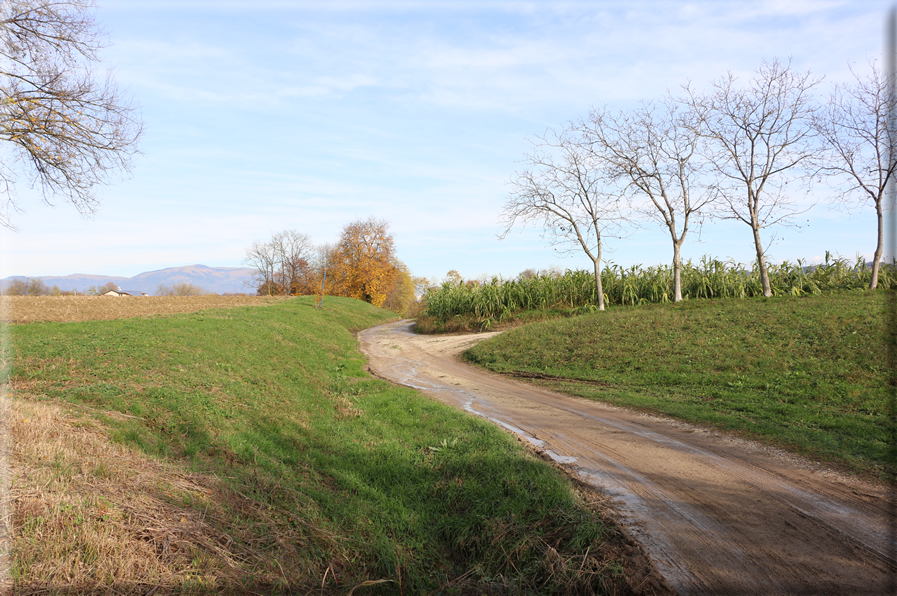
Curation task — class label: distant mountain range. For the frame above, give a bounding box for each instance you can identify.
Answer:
[1,264,257,295]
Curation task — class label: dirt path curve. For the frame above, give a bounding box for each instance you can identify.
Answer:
[359,320,895,596]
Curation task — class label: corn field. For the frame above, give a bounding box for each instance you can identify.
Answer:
[424,255,894,321]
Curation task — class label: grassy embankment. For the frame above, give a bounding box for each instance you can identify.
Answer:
[6,296,639,595]
[463,290,889,478]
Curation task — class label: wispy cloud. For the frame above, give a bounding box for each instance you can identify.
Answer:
[2,0,887,279]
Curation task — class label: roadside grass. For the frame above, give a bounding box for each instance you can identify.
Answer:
[415,307,579,334]
[463,290,889,478]
[6,296,638,595]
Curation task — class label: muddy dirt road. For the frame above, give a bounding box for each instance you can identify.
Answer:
[359,320,895,595]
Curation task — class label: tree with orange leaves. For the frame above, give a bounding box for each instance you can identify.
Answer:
[329,218,398,308]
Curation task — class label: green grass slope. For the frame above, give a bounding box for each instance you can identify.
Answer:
[464,291,889,477]
[8,296,634,594]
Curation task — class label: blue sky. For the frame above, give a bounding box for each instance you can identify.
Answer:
[0,0,888,282]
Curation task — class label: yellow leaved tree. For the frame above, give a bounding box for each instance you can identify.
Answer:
[381,260,416,315]
[329,218,399,308]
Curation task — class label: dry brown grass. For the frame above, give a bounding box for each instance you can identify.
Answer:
[0,296,293,325]
[4,395,334,595]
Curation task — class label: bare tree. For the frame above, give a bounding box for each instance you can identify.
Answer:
[313,242,335,306]
[582,100,715,301]
[155,282,205,296]
[0,0,142,228]
[270,229,314,295]
[244,238,278,295]
[687,59,821,297]
[2,277,42,295]
[245,230,315,296]
[812,61,896,289]
[502,126,629,311]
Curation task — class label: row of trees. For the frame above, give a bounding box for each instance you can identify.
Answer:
[154,283,206,296]
[2,279,208,296]
[2,278,79,296]
[245,229,316,297]
[245,218,419,314]
[2,279,128,296]
[503,59,895,309]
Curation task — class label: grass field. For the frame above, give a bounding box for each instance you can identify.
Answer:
[463,290,890,478]
[4,296,638,595]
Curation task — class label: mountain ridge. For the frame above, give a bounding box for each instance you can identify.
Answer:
[1,264,257,295]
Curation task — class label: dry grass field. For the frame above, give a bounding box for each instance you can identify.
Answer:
[0,295,294,324]
[3,396,289,594]
[1,294,300,592]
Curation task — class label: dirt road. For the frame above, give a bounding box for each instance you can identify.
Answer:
[359,320,895,596]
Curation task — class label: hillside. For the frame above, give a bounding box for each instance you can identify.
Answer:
[463,291,888,475]
[6,296,640,594]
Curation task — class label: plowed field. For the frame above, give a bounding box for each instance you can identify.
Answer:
[1,295,292,324]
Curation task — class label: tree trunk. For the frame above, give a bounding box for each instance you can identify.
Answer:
[593,257,605,311]
[751,224,772,297]
[672,240,683,302]
[870,201,883,290]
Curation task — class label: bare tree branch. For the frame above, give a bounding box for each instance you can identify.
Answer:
[245,230,315,296]
[0,0,142,228]
[685,58,820,297]
[812,60,896,289]
[244,238,278,296]
[501,125,630,311]
[580,99,716,301]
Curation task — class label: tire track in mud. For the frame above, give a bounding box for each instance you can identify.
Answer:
[359,320,895,596]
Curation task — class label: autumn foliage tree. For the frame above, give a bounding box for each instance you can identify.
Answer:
[244,219,417,313]
[86,281,117,295]
[328,218,399,308]
[381,260,416,314]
